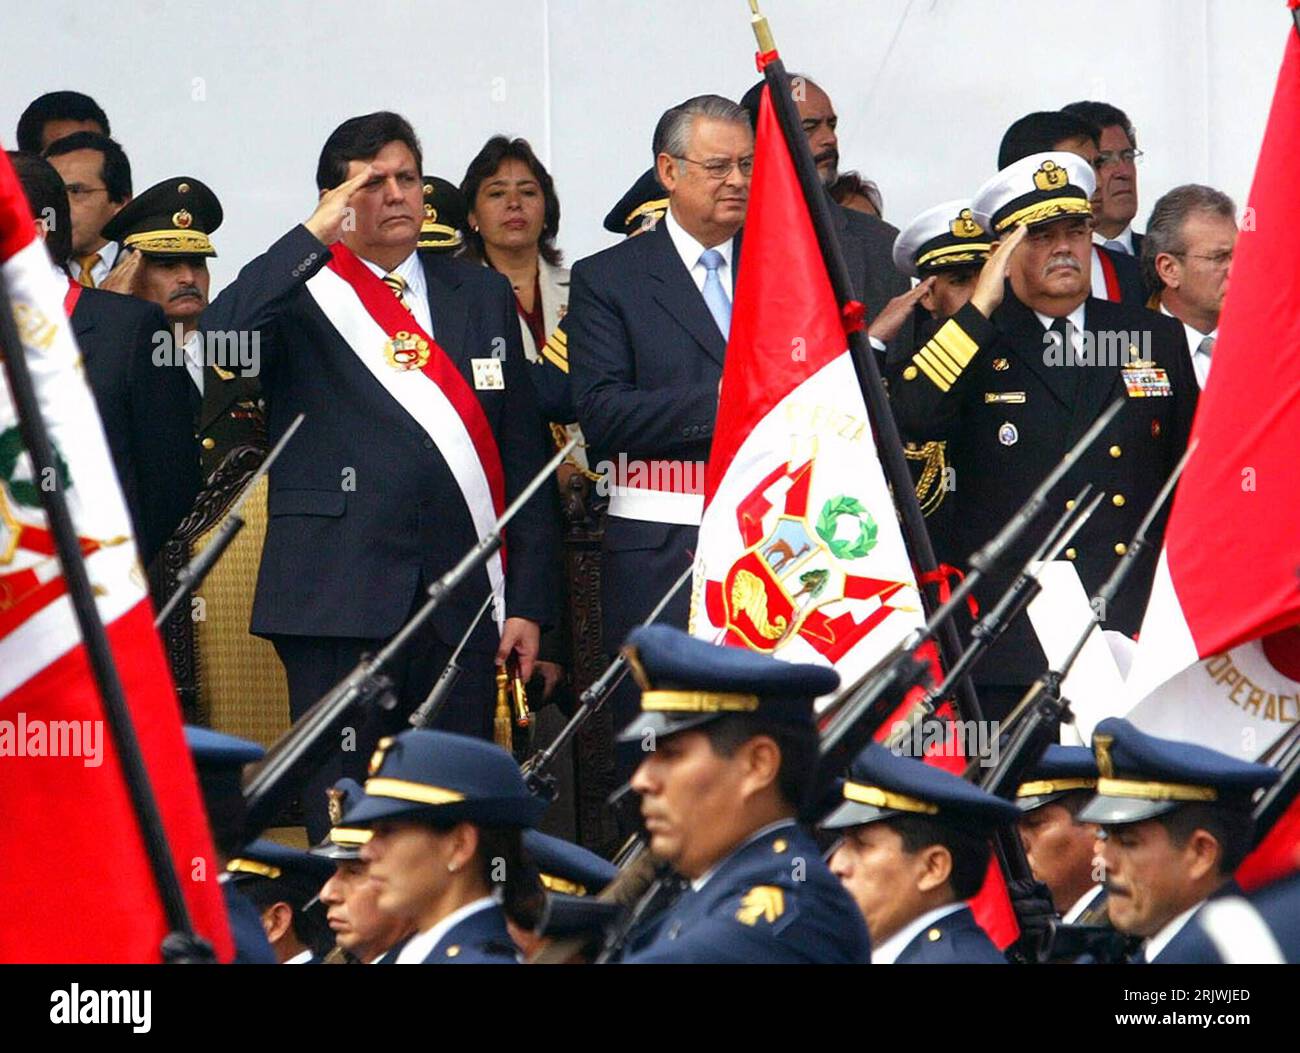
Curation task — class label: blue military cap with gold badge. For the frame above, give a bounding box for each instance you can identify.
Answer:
[1077,717,1280,826]
[342,729,546,828]
[418,175,467,253]
[309,778,373,861]
[226,838,336,888]
[523,830,617,897]
[820,743,1021,832]
[614,625,838,744]
[603,168,668,237]
[892,199,993,279]
[971,151,1096,237]
[101,175,221,257]
[1015,744,1099,813]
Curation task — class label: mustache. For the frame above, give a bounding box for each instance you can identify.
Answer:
[169,285,203,301]
[1043,253,1082,275]
[814,147,839,168]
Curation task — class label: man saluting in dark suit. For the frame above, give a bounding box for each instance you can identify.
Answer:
[9,151,198,565]
[568,95,750,726]
[201,113,558,841]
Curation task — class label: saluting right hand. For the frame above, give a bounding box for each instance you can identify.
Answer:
[868,277,935,345]
[970,222,1028,318]
[97,247,143,296]
[304,165,375,245]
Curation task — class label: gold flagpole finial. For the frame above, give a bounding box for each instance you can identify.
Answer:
[748,0,777,54]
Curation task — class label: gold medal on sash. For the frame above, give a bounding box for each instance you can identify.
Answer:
[383,329,430,371]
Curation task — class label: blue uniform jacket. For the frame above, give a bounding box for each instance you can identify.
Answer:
[894,905,1007,964]
[624,823,871,964]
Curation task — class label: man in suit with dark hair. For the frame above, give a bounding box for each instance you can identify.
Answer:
[1062,100,1145,257]
[739,75,909,344]
[16,90,110,153]
[9,150,197,564]
[568,94,750,729]
[997,111,1145,306]
[42,131,132,289]
[200,111,558,841]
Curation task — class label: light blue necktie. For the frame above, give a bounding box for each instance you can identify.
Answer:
[698,248,732,338]
[1103,238,1129,256]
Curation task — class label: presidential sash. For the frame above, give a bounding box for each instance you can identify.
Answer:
[304,244,507,630]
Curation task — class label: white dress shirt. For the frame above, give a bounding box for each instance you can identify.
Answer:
[361,249,434,338]
[182,329,206,395]
[283,948,314,965]
[1062,883,1105,925]
[664,205,734,298]
[1035,301,1088,363]
[872,902,967,964]
[1160,304,1215,389]
[394,896,497,965]
[1092,226,1136,255]
[1142,900,1204,963]
[69,239,120,286]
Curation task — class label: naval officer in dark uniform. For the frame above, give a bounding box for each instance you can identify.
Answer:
[617,626,871,964]
[887,152,1198,719]
[823,743,1017,964]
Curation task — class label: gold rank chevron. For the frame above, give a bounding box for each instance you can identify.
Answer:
[735,885,785,926]
[912,318,979,392]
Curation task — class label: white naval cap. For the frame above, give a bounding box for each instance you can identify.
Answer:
[971,151,1097,236]
[891,199,993,278]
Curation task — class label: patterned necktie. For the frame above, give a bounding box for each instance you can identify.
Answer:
[1103,239,1129,256]
[1198,334,1216,359]
[698,248,732,338]
[76,252,101,288]
[382,271,412,313]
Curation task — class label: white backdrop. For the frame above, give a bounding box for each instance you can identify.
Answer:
[2,0,1285,288]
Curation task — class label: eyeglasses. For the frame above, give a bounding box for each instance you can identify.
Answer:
[1093,148,1144,170]
[1172,249,1234,268]
[674,155,755,180]
[64,184,110,199]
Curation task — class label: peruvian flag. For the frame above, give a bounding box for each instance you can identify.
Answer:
[688,90,924,692]
[689,72,1017,947]
[1121,22,1300,886]
[0,149,232,961]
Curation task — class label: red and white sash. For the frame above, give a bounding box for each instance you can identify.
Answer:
[304,244,507,629]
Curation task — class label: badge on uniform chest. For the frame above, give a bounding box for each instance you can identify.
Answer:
[471,358,505,390]
[1121,364,1172,398]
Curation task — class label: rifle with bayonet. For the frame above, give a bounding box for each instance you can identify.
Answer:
[154,412,305,627]
[240,438,576,836]
[408,591,495,729]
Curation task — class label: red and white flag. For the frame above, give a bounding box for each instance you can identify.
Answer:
[0,148,232,961]
[688,89,924,693]
[1124,25,1300,765]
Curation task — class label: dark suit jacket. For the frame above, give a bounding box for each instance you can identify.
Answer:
[199,225,558,652]
[888,290,1198,684]
[568,221,731,649]
[72,288,200,564]
[895,905,1007,964]
[835,202,910,349]
[1099,243,1147,306]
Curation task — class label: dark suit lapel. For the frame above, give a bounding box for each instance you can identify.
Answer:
[421,255,471,363]
[644,223,727,367]
[997,291,1076,410]
[1065,298,1125,445]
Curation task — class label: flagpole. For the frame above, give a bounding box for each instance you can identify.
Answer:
[0,268,210,962]
[746,6,986,728]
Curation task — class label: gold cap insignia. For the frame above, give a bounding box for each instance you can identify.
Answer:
[173,209,193,229]
[950,207,984,239]
[178,182,190,193]
[735,886,785,926]
[423,182,433,196]
[369,736,394,777]
[327,787,345,827]
[425,203,437,220]
[1094,733,1115,779]
[1033,160,1069,192]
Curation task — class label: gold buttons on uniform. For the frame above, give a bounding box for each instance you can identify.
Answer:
[201,437,215,450]
[1112,494,1126,507]
[1065,499,1076,510]
[1109,445,1122,458]
[903,365,919,381]
[1065,548,1077,560]
[927,929,942,942]
[445,945,461,958]
[1115,543,1128,555]
[773,839,788,853]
